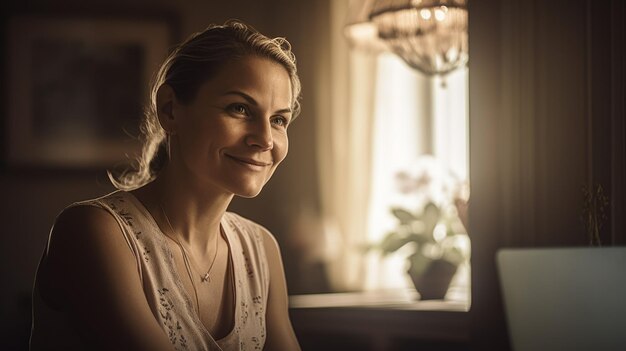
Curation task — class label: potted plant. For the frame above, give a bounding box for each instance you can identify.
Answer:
[370,157,470,300]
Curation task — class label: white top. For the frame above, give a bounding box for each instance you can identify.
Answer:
[30,190,270,350]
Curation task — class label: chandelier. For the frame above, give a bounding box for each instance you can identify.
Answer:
[368,0,468,76]
[344,0,388,52]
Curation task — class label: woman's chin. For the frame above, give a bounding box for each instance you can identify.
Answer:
[235,189,262,199]
[232,182,265,198]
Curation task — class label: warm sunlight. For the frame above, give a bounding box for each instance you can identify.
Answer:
[364,53,470,302]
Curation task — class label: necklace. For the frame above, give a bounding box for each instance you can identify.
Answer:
[160,204,221,283]
[159,204,221,313]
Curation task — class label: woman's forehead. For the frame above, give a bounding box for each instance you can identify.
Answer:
[199,56,293,105]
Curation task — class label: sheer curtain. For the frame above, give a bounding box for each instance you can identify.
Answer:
[365,53,435,290]
[316,0,379,291]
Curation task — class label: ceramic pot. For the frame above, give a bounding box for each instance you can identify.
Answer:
[411,258,458,300]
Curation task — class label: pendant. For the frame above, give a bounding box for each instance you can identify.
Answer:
[201,272,211,283]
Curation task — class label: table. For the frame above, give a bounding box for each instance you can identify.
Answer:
[289,289,470,351]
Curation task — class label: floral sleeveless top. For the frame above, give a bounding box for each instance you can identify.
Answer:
[31,191,270,351]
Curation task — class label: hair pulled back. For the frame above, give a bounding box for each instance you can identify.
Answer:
[109,20,301,190]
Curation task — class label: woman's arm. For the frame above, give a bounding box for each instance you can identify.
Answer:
[39,205,175,351]
[260,228,301,351]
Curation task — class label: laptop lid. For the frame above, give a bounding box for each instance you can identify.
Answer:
[497,247,626,351]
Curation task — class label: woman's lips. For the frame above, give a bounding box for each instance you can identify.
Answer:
[225,154,271,170]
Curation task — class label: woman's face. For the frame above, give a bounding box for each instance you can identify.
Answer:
[169,55,293,198]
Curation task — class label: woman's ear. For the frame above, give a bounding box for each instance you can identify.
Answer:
[156,84,178,134]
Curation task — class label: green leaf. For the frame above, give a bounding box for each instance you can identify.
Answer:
[422,202,441,234]
[391,207,417,224]
[442,247,465,265]
[378,232,411,254]
[406,232,433,245]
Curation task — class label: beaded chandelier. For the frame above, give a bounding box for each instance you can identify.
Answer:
[369,0,468,76]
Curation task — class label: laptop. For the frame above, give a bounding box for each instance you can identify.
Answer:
[497,247,626,351]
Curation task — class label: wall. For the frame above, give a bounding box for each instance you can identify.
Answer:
[0,1,324,349]
[468,0,625,349]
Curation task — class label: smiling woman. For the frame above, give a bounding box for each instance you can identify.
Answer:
[161,56,293,198]
[29,21,302,351]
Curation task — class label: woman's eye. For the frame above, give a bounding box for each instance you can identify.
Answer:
[271,116,289,128]
[227,103,249,116]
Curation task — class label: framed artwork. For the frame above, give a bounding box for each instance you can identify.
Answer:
[5,15,173,169]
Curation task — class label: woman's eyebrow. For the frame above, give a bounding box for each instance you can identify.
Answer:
[222,91,292,115]
[222,91,258,105]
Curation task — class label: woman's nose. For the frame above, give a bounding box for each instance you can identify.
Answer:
[246,119,273,150]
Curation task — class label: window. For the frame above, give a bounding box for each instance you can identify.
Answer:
[363,52,470,301]
[314,1,470,300]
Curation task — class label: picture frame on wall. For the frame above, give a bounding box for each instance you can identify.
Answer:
[5,15,173,169]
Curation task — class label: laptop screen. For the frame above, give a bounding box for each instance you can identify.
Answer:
[497,247,626,351]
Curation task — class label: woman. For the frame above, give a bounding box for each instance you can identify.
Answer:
[30,21,302,351]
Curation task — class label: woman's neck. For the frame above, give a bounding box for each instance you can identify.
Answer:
[132,166,234,256]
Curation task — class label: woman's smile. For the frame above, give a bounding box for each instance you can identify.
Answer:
[224,153,272,171]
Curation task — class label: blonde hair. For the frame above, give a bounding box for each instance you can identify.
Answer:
[108,20,301,190]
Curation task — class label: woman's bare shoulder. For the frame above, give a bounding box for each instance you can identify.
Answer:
[37,202,174,349]
[47,203,126,258]
[55,203,119,229]
[40,203,133,307]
